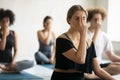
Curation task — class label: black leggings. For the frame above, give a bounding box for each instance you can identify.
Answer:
[100,63,110,68]
[51,71,84,80]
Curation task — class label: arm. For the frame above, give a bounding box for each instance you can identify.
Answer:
[107,51,120,62]
[0,28,8,50]
[63,18,87,64]
[92,23,101,45]
[11,31,18,65]
[63,34,87,64]
[92,27,100,45]
[50,32,56,64]
[37,30,52,45]
[93,58,115,80]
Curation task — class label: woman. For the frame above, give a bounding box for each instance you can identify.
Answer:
[0,8,34,73]
[51,5,114,80]
[35,16,56,64]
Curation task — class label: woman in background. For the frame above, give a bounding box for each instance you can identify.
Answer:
[0,8,34,73]
[35,16,56,64]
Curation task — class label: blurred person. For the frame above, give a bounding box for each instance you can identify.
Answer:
[0,8,34,74]
[35,16,56,64]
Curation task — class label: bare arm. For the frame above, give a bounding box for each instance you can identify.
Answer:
[92,27,100,45]
[63,17,87,64]
[0,28,8,50]
[63,34,87,64]
[107,51,120,62]
[37,30,52,45]
[91,23,101,45]
[11,31,18,64]
[50,32,56,64]
[93,58,115,80]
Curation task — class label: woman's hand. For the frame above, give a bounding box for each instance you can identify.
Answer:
[78,15,88,35]
[94,20,102,32]
[2,26,8,36]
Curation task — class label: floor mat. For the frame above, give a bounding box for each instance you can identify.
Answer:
[0,71,43,80]
[40,64,54,69]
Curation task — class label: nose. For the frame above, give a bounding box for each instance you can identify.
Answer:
[95,18,100,23]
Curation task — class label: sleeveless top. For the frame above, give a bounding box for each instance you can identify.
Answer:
[0,30,15,63]
[55,33,97,73]
[38,33,54,55]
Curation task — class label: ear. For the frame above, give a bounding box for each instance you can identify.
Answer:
[68,19,71,24]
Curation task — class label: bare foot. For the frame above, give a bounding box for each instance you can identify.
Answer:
[0,64,8,70]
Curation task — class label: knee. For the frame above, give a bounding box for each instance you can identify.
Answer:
[28,60,35,68]
[35,51,39,57]
[35,51,42,58]
[24,60,35,68]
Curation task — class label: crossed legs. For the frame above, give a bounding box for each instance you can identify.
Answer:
[0,63,20,73]
[0,60,34,74]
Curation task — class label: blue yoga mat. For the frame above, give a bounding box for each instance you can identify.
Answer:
[0,71,43,80]
[40,64,54,69]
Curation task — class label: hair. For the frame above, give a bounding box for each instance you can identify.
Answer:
[0,8,15,26]
[87,7,107,22]
[43,16,52,27]
[67,5,88,24]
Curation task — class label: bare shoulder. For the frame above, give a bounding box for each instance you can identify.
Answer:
[57,33,67,39]
[37,30,43,35]
[37,30,42,33]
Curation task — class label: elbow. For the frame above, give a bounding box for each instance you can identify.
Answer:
[44,41,50,45]
[77,58,85,64]
[0,47,5,51]
[94,68,102,75]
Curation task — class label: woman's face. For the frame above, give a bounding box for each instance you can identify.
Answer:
[0,17,10,28]
[90,13,102,27]
[69,10,87,29]
[44,19,52,30]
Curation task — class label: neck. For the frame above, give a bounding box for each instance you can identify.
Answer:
[88,25,95,33]
[1,27,9,31]
[67,28,80,40]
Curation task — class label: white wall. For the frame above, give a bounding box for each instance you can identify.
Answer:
[0,0,95,60]
[108,0,120,41]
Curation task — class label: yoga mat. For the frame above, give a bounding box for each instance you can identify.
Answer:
[0,71,43,80]
[40,64,54,69]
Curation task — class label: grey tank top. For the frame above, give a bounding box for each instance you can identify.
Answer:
[38,33,54,55]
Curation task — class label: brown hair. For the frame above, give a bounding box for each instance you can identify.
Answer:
[67,5,88,24]
[43,16,52,27]
[87,7,107,22]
